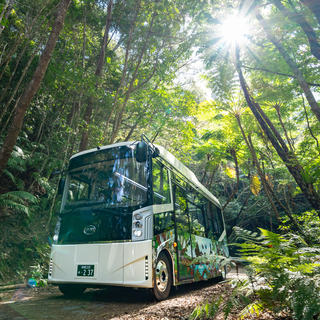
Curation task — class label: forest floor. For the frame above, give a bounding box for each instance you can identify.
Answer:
[0,268,287,320]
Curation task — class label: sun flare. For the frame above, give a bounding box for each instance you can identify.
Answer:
[220,15,249,44]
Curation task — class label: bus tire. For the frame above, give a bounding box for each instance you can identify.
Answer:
[153,252,172,301]
[219,265,227,281]
[58,284,86,297]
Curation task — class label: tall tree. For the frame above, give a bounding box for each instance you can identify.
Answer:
[300,0,320,25]
[235,45,320,214]
[253,6,320,124]
[271,0,320,60]
[0,0,14,37]
[78,0,113,152]
[0,0,72,178]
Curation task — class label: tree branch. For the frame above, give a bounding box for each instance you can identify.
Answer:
[242,65,320,87]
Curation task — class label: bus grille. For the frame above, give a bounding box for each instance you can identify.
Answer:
[48,259,53,277]
[145,256,148,280]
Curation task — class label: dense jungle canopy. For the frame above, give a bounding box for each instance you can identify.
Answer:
[0,0,320,290]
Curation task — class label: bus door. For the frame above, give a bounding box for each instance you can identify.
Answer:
[173,183,194,281]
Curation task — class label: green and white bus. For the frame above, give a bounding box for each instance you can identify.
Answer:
[48,138,229,300]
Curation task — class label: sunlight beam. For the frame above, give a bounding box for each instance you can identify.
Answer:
[220,15,249,44]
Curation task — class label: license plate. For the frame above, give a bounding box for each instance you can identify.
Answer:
[77,265,94,277]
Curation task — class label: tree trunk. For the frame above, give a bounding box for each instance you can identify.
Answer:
[246,135,303,231]
[206,165,219,190]
[0,0,51,80]
[0,0,15,37]
[0,0,72,178]
[69,98,81,158]
[254,7,320,124]
[78,0,113,152]
[236,115,282,223]
[227,192,251,239]
[108,7,158,144]
[100,0,142,144]
[300,0,320,26]
[273,103,294,152]
[222,148,240,211]
[123,113,144,141]
[302,94,320,149]
[79,97,94,152]
[236,45,320,214]
[272,0,320,60]
[0,16,52,127]
[200,154,212,184]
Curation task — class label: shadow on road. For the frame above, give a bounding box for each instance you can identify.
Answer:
[53,275,224,303]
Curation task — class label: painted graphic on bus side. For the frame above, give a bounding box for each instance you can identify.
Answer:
[153,230,228,285]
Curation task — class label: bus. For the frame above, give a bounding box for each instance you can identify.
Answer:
[48,137,229,300]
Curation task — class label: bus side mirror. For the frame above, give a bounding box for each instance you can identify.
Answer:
[58,179,65,195]
[135,141,148,162]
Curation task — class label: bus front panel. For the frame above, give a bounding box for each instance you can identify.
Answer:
[48,241,153,288]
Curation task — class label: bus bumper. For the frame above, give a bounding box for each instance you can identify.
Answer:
[48,240,153,288]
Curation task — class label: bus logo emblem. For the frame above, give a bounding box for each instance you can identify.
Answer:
[83,225,96,235]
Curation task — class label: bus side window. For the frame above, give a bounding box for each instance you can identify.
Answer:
[216,207,224,235]
[189,201,206,238]
[154,212,174,235]
[153,160,171,205]
[205,201,222,241]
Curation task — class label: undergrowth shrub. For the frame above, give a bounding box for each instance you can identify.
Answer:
[189,210,320,320]
[189,277,263,320]
[0,141,62,284]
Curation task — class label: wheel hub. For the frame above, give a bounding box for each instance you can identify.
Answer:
[155,260,168,292]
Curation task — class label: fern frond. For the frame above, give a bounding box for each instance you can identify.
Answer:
[31,172,54,197]
[0,191,37,203]
[0,191,38,217]
[239,301,263,319]
[3,169,25,189]
[0,200,32,216]
[225,166,236,178]
[250,174,261,196]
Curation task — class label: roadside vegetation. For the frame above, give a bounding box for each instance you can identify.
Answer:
[190,211,320,319]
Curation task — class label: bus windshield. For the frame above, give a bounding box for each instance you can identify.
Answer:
[64,146,148,211]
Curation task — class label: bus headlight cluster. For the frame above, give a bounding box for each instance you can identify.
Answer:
[133,229,142,237]
[135,221,142,228]
[53,218,61,243]
[134,213,143,220]
[133,213,143,238]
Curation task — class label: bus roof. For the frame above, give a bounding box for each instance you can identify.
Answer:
[70,142,221,208]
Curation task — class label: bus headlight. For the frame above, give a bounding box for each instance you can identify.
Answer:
[132,209,152,241]
[134,213,143,220]
[135,221,142,228]
[132,213,143,239]
[133,229,142,237]
[53,217,61,243]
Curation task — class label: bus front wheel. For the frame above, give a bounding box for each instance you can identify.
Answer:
[153,253,172,301]
[58,284,86,297]
[220,265,227,281]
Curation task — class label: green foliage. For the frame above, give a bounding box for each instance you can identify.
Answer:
[189,277,260,320]
[189,295,224,320]
[233,218,320,320]
[190,212,320,320]
[0,0,319,297]
[0,191,37,217]
[30,244,51,287]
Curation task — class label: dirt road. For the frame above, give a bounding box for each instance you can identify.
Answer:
[0,270,244,320]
